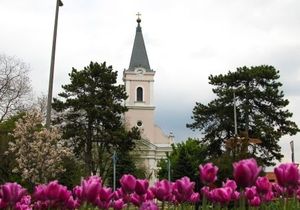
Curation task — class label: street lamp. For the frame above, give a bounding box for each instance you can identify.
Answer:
[46,0,63,128]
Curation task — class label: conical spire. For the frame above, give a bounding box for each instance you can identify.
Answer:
[129,14,151,71]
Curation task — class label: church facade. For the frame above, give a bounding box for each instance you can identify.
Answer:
[123,17,173,183]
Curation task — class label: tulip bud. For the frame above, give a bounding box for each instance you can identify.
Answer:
[233,158,261,188]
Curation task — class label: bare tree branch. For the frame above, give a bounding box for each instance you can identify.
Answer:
[0,54,32,123]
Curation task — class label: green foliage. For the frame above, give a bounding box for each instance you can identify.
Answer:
[187,65,299,166]
[52,61,140,181]
[157,138,207,182]
[0,113,25,184]
[57,157,85,189]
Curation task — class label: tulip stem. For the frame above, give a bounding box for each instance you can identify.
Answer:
[202,195,207,210]
[161,201,165,210]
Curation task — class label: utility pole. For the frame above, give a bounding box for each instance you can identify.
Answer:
[46,0,63,128]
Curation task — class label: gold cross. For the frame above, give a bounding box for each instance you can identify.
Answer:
[136,12,141,19]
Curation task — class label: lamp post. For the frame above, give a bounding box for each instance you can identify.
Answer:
[290,140,295,163]
[46,0,63,128]
[233,90,238,136]
[113,150,117,191]
[167,152,171,181]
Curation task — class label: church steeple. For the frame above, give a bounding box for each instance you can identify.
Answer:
[129,14,151,71]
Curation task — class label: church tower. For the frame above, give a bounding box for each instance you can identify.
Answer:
[123,16,173,182]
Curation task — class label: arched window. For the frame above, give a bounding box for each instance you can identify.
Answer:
[137,87,143,102]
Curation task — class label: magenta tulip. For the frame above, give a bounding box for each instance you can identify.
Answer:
[200,186,211,199]
[188,192,200,203]
[222,179,237,191]
[261,191,274,202]
[173,176,195,203]
[199,163,218,184]
[0,198,7,209]
[233,158,261,188]
[111,199,126,210]
[150,179,173,202]
[249,196,261,207]
[0,182,27,207]
[113,188,124,200]
[135,179,149,196]
[120,174,137,194]
[245,186,257,200]
[272,183,283,198]
[131,193,146,207]
[210,187,232,205]
[33,181,74,209]
[256,176,272,194]
[139,200,159,210]
[98,187,113,202]
[80,176,102,204]
[231,191,240,201]
[274,163,300,187]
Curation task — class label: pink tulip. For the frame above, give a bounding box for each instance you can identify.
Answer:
[131,193,146,206]
[245,186,257,200]
[139,200,159,210]
[13,195,31,210]
[173,176,195,203]
[209,187,232,205]
[33,181,75,209]
[200,186,211,200]
[111,199,126,210]
[98,187,113,202]
[249,196,261,207]
[274,163,300,188]
[0,198,7,209]
[188,192,200,203]
[222,179,237,191]
[146,189,154,200]
[233,158,261,188]
[0,182,27,207]
[78,175,102,204]
[272,183,283,197]
[113,188,124,200]
[120,174,137,194]
[222,179,240,201]
[256,176,272,194]
[65,196,79,210]
[231,191,240,201]
[150,179,173,202]
[97,200,110,209]
[135,179,149,196]
[261,191,274,202]
[199,163,218,184]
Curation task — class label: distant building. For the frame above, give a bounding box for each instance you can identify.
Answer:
[123,16,173,183]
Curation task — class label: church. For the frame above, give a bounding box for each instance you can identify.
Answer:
[123,16,173,183]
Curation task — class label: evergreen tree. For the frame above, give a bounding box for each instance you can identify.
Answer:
[157,138,207,182]
[187,65,299,166]
[52,61,139,180]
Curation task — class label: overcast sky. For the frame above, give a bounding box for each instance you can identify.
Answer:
[1,0,300,164]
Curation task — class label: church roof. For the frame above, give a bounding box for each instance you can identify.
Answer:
[128,17,152,71]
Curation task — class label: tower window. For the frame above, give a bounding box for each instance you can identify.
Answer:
[137,87,143,102]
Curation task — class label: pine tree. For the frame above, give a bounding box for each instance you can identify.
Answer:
[187,65,299,166]
[52,61,139,180]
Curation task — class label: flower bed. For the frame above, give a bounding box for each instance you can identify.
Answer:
[0,158,300,209]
